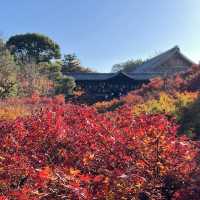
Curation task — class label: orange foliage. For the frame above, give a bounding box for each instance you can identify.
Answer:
[0,105,29,120]
[94,99,125,113]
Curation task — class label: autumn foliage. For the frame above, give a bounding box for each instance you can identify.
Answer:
[1,66,200,199]
[0,94,65,120]
[94,65,200,113]
[132,91,198,119]
[0,101,199,199]
[94,98,125,113]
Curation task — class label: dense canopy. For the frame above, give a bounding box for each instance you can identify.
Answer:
[6,33,61,63]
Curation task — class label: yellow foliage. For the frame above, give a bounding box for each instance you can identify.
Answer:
[0,105,30,120]
[133,92,199,119]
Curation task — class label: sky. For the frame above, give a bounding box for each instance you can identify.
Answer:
[0,0,200,72]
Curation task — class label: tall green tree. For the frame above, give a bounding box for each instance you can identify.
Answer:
[39,61,62,81]
[55,76,76,98]
[0,39,17,98]
[6,33,61,64]
[112,59,143,73]
[61,54,93,74]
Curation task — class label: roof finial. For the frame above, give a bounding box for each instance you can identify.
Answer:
[174,45,180,52]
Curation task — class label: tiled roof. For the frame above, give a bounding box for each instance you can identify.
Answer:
[133,46,194,73]
[65,72,116,81]
[66,72,163,81]
[66,46,195,81]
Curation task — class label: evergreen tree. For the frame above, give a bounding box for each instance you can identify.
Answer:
[62,54,93,73]
[7,33,61,64]
[0,39,17,98]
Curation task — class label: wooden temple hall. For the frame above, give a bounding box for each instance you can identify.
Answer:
[66,46,195,101]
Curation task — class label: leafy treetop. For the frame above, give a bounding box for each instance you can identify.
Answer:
[62,54,93,73]
[112,59,144,73]
[6,33,61,64]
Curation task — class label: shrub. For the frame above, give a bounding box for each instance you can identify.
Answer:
[133,92,198,120]
[94,99,125,113]
[0,105,29,120]
[0,103,199,199]
[180,96,200,139]
[0,95,66,120]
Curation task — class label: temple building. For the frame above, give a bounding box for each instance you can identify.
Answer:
[66,46,195,101]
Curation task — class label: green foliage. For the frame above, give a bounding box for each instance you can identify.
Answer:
[62,53,93,73]
[180,96,200,139]
[47,61,62,81]
[40,61,62,81]
[6,33,61,64]
[55,76,76,97]
[112,59,143,72]
[0,39,17,98]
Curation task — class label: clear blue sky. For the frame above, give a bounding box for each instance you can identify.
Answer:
[0,0,200,72]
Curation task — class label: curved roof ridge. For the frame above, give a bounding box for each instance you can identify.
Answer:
[133,46,193,73]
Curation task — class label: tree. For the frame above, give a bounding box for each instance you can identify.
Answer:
[0,39,17,98]
[40,61,62,81]
[61,54,93,74]
[55,76,76,97]
[112,59,143,73]
[17,61,54,96]
[6,33,61,64]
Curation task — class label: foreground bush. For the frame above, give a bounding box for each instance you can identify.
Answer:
[0,103,199,199]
